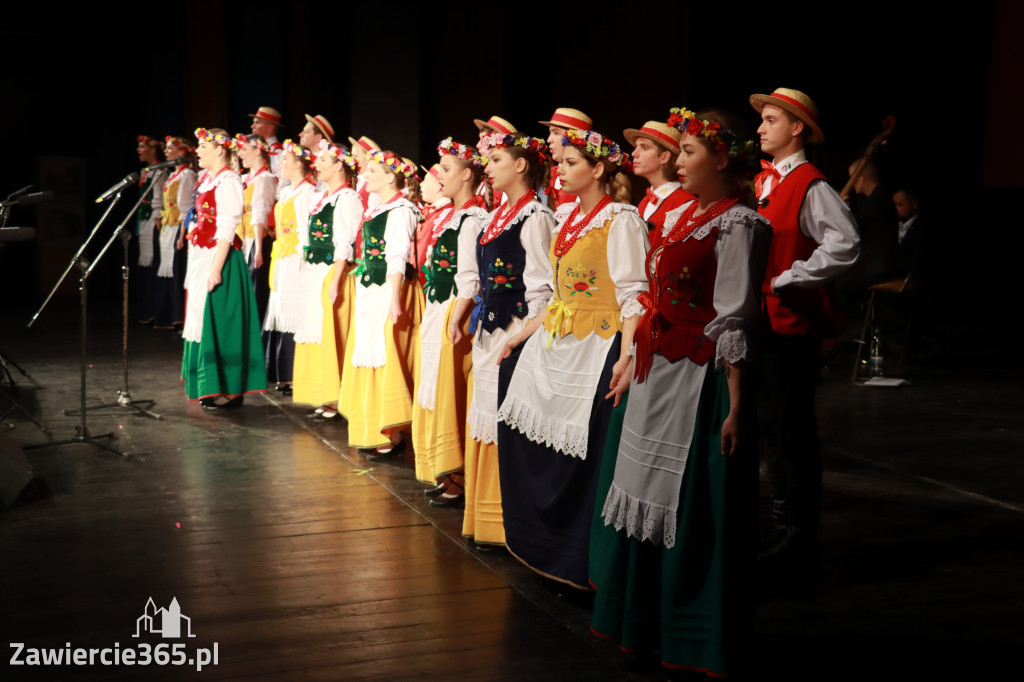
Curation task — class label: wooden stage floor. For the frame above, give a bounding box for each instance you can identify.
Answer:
[1,302,1022,680]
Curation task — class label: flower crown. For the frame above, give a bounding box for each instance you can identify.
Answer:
[194,128,237,149]
[165,136,194,153]
[369,150,415,178]
[318,139,359,173]
[561,129,632,172]
[436,137,486,167]
[666,108,753,157]
[282,139,312,161]
[479,132,548,158]
[137,135,161,148]
[234,133,270,153]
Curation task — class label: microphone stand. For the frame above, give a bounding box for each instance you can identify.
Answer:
[64,177,162,420]
[25,188,130,456]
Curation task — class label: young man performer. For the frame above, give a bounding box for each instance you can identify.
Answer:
[539,107,593,207]
[249,106,284,175]
[622,120,693,242]
[750,88,860,573]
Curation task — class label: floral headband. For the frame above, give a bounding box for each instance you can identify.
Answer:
[561,129,632,172]
[164,136,194,153]
[137,135,161,148]
[194,128,238,150]
[318,139,359,173]
[233,133,270,153]
[437,137,486,167]
[282,139,312,161]
[666,108,757,160]
[368,150,415,178]
[478,132,548,159]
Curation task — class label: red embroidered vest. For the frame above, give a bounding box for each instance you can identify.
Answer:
[189,169,242,250]
[636,222,719,374]
[758,163,832,335]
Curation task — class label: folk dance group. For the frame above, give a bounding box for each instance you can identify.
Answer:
[133,88,860,676]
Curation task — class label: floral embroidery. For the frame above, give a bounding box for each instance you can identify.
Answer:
[664,267,702,307]
[600,320,611,331]
[432,243,456,273]
[488,257,517,290]
[488,311,495,321]
[563,263,599,297]
[365,235,385,260]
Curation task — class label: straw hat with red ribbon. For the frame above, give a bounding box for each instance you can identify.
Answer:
[473,115,518,135]
[538,108,593,131]
[749,88,824,144]
[248,106,283,128]
[622,121,681,155]
[304,114,335,143]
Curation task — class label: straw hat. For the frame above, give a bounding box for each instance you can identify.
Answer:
[347,135,381,153]
[248,106,283,127]
[304,114,335,142]
[538,108,592,131]
[749,88,824,144]
[473,115,518,135]
[622,121,681,154]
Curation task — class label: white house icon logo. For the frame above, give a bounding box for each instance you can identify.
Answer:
[132,597,196,638]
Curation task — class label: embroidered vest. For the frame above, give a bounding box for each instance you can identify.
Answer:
[162,171,184,227]
[641,223,719,367]
[189,171,241,250]
[358,209,390,287]
[304,197,336,265]
[542,217,622,341]
[238,168,270,240]
[424,214,464,304]
[758,163,832,335]
[477,213,528,333]
[270,187,304,262]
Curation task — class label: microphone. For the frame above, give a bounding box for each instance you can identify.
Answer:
[3,185,33,202]
[95,173,140,204]
[15,191,55,206]
[143,159,185,171]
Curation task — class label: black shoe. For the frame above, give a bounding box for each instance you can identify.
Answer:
[368,439,406,462]
[424,480,449,498]
[200,395,243,410]
[280,385,293,396]
[306,408,325,419]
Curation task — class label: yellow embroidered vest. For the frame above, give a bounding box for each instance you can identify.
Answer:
[237,179,257,240]
[161,174,182,227]
[543,217,622,341]
[270,192,301,261]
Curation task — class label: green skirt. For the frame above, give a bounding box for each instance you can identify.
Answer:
[182,248,268,400]
[589,366,757,676]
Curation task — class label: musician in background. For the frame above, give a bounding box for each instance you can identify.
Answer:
[750,88,860,579]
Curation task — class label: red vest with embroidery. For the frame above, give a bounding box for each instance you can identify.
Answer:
[641,187,696,249]
[758,163,832,335]
[189,170,242,250]
[637,220,719,371]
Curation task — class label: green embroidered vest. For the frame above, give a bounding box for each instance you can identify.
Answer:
[304,201,335,265]
[359,210,389,287]
[424,213,465,304]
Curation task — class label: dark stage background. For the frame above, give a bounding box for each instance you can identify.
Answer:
[2,1,1021,343]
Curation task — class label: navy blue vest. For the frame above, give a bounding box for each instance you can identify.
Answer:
[476,213,528,333]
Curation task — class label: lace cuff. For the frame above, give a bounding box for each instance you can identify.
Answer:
[714,328,749,367]
[619,296,645,321]
[527,295,551,319]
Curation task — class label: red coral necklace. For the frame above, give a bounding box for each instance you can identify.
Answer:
[430,198,478,248]
[662,196,738,245]
[552,194,612,257]
[480,190,536,244]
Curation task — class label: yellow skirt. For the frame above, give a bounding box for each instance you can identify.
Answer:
[338,278,422,449]
[293,264,344,407]
[412,297,473,484]
[461,373,506,546]
[336,270,356,364]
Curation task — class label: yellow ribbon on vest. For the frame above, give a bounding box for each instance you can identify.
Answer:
[545,298,574,350]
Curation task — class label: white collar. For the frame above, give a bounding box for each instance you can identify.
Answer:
[650,181,681,198]
[772,150,807,178]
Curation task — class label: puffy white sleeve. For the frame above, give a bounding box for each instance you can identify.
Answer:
[455,213,484,299]
[214,174,244,242]
[384,206,417,277]
[177,170,197,216]
[521,209,555,318]
[607,210,650,320]
[334,190,363,263]
[250,173,277,228]
[706,209,771,366]
[775,179,860,289]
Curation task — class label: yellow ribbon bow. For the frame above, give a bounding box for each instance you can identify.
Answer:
[545,298,574,350]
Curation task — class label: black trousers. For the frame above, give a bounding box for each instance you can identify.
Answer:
[756,331,822,539]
